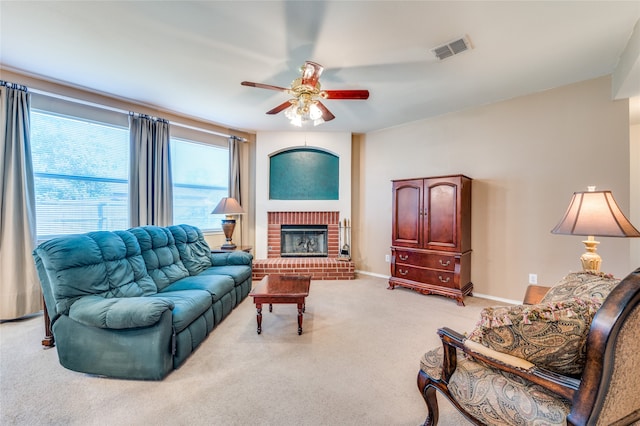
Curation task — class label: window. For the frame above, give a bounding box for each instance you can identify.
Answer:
[31,110,129,239]
[30,96,230,238]
[171,138,228,231]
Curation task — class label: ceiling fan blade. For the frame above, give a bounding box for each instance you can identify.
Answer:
[316,101,335,122]
[266,100,293,115]
[300,61,324,87]
[241,81,289,92]
[323,90,370,100]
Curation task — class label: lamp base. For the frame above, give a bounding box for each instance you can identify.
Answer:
[220,219,237,250]
[580,237,601,273]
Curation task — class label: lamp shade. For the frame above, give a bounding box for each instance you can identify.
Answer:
[551,190,640,237]
[211,197,245,215]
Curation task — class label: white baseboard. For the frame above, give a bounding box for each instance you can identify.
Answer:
[355,270,520,305]
[355,270,389,280]
[471,293,520,305]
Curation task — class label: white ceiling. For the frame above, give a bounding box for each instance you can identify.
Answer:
[1,1,639,133]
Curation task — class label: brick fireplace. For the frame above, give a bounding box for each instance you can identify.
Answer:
[252,211,355,280]
[254,132,354,280]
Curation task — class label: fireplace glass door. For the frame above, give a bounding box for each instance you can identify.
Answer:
[280,224,328,257]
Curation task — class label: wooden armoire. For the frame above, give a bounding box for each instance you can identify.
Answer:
[389,174,472,306]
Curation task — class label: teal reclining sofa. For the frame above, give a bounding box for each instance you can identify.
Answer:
[33,224,252,380]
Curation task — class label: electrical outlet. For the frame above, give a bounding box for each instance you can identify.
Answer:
[529,274,538,284]
[385,254,390,262]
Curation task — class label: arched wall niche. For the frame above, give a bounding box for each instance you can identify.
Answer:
[268,147,339,200]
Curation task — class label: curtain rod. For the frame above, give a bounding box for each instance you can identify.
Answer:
[29,87,247,141]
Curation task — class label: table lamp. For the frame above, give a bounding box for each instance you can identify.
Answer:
[211,197,245,249]
[551,187,640,273]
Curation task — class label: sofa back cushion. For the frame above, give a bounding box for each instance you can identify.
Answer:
[168,224,212,275]
[33,230,158,318]
[129,226,189,290]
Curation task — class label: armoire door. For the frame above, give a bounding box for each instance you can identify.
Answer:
[424,177,459,251]
[391,179,423,248]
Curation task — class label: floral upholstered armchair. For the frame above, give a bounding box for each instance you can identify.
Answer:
[418,269,640,426]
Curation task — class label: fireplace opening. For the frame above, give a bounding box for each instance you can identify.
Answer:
[281,224,328,257]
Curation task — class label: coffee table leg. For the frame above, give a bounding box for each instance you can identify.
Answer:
[256,303,262,334]
[297,302,304,335]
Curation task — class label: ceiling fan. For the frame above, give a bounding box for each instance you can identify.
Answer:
[241,61,369,126]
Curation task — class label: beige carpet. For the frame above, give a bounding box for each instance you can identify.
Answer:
[0,276,492,425]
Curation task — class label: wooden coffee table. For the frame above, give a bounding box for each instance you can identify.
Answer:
[249,275,311,335]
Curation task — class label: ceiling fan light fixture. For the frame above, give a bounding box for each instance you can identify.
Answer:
[309,103,323,120]
[282,95,324,127]
[241,60,369,125]
[290,113,303,127]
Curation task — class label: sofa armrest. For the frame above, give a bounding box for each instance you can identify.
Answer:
[438,327,580,401]
[69,296,175,329]
[210,251,253,266]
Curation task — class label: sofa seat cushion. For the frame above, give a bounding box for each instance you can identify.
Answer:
[168,224,213,275]
[69,295,175,329]
[129,226,190,290]
[421,346,571,425]
[200,265,252,286]
[160,275,235,303]
[150,290,212,333]
[541,271,620,303]
[467,298,602,376]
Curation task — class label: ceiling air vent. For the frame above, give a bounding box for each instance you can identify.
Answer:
[431,35,473,61]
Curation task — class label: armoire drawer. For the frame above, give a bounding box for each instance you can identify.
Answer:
[393,249,457,271]
[393,265,457,289]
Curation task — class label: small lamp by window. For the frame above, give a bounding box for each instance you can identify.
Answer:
[551,187,640,273]
[211,197,245,249]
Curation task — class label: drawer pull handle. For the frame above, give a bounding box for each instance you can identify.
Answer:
[399,254,409,261]
[439,259,451,267]
[399,269,409,276]
[438,275,450,283]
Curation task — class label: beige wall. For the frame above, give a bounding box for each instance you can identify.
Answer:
[352,76,634,301]
[631,121,640,266]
